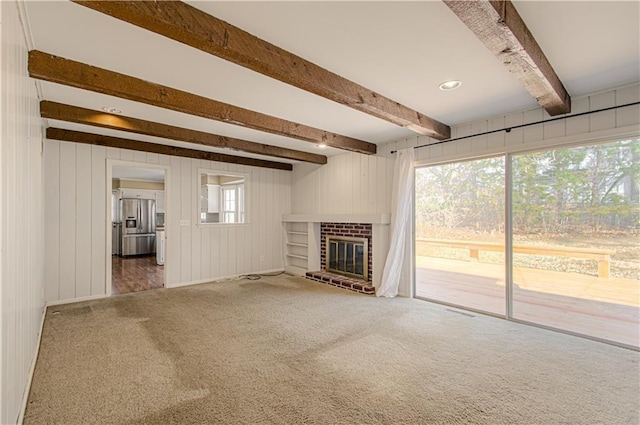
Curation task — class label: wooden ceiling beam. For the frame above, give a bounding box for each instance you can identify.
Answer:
[46,128,293,171]
[72,1,451,140]
[40,101,327,165]
[444,0,570,115]
[29,50,376,155]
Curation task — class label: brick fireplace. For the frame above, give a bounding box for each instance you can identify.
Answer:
[306,222,375,294]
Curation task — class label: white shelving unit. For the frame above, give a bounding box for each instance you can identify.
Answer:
[283,222,308,275]
[283,221,321,276]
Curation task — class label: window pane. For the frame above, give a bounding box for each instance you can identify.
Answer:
[512,139,639,347]
[415,157,506,315]
[198,172,245,224]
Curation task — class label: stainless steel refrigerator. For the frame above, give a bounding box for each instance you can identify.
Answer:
[120,198,156,256]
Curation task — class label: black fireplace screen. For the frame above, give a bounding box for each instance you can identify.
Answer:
[326,237,368,280]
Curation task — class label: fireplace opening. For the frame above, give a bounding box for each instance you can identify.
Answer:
[326,236,368,280]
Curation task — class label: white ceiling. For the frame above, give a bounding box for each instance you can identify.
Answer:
[24,1,640,164]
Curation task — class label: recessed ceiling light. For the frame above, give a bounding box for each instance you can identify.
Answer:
[316,143,327,149]
[438,80,462,91]
[102,106,122,114]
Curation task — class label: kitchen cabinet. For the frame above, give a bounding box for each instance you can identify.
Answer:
[155,190,165,213]
[119,188,157,200]
[201,184,219,213]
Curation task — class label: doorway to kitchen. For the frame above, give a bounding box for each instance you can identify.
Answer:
[110,163,167,295]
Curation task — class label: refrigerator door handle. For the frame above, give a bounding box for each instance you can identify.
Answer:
[138,201,142,232]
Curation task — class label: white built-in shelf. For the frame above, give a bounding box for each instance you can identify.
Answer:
[283,221,318,277]
[286,253,308,260]
[284,264,308,275]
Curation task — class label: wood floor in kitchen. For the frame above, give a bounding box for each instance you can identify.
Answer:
[112,255,164,295]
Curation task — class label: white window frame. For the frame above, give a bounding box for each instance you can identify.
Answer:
[196,169,250,226]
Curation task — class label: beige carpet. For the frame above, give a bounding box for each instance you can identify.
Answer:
[25,275,639,424]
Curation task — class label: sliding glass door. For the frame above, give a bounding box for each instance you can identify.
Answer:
[415,138,639,348]
[415,157,505,315]
[511,140,639,347]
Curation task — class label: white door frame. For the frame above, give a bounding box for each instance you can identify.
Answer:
[105,159,171,296]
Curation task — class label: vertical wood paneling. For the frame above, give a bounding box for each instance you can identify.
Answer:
[106,147,120,160]
[58,142,76,300]
[359,155,369,214]
[190,160,201,282]
[281,169,291,216]
[158,153,171,165]
[590,91,617,131]
[269,169,279,268]
[1,2,46,423]
[168,156,181,285]
[455,123,473,154]
[505,111,524,146]
[236,227,247,274]
[210,226,220,277]
[471,120,489,152]
[321,164,330,213]
[219,227,229,277]
[616,85,640,127]
[427,139,443,159]
[257,168,268,270]
[227,227,237,276]
[44,141,60,302]
[201,226,211,279]
[523,109,544,143]
[180,157,192,283]
[442,136,457,157]
[133,151,147,163]
[250,167,260,270]
[120,149,133,162]
[381,155,391,214]
[485,117,504,150]
[90,146,106,296]
[543,110,566,140]
[146,152,159,164]
[367,156,377,212]
[75,144,92,298]
[348,153,358,213]
[566,97,590,136]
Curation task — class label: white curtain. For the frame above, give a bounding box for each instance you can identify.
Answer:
[376,148,415,297]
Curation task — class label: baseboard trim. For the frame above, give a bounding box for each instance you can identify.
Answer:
[166,277,216,289]
[17,305,46,424]
[166,268,285,289]
[46,294,108,307]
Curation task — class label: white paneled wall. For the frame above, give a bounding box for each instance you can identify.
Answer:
[0,2,46,424]
[292,152,393,214]
[44,140,291,303]
[381,84,640,164]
